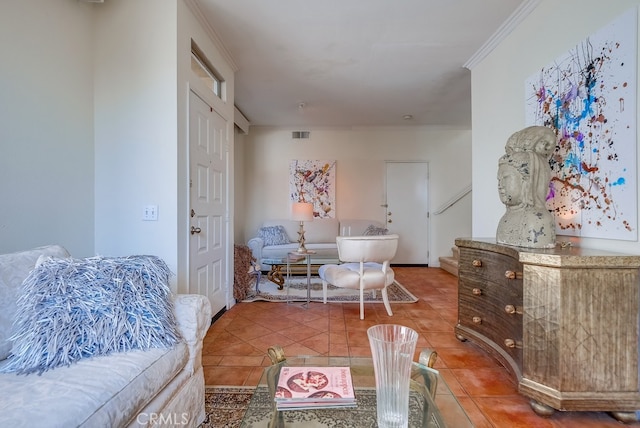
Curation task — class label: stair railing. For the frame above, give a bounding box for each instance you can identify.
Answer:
[433,184,472,215]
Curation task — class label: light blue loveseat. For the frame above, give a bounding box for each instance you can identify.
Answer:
[247,218,387,267]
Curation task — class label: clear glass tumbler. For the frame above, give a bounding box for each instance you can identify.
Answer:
[367,324,419,428]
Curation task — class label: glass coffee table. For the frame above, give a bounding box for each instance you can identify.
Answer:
[262,254,340,291]
[240,347,473,427]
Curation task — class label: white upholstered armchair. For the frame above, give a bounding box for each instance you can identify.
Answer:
[318,234,399,320]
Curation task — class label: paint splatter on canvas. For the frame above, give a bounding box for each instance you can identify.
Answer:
[290,160,336,218]
[525,8,637,240]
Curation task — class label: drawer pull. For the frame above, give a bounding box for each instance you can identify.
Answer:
[505,270,522,280]
[472,259,483,267]
[504,304,523,315]
[503,338,522,348]
[472,316,482,324]
[472,288,482,296]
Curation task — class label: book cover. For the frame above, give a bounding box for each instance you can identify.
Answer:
[275,366,356,407]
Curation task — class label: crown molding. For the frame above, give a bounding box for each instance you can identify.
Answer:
[464,0,541,70]
[183,0,239,72]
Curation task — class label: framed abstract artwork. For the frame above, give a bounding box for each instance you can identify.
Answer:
[525,8,637,240]
[289,160,336,218]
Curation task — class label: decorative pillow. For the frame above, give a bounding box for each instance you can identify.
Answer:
[363,224,389,236]
[0,245,71,362]
[258,225,291,246]
[0,255,181,375]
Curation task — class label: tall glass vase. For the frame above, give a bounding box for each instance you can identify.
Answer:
[367,324,419,428]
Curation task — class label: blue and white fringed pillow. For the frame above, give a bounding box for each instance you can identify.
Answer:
[1,255,181,375]
[258,225,291,246]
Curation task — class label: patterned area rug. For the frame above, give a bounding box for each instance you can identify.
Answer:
[241,276,418,304]
[200,386,253,428]
[200,385,430,427]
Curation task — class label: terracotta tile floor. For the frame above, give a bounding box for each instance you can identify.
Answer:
[202,267,640,427]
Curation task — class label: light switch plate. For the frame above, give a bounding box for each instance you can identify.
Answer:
[143,205,158,221]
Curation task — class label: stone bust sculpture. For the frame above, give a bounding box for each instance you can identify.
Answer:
[496,126,557,248]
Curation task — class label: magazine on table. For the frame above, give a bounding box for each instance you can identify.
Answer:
[275,366,356,410]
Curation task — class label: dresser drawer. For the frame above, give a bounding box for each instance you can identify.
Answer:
[458,295,523,365]
[459,276,522,306]
[458,295,522,340]
[459,248,523,288]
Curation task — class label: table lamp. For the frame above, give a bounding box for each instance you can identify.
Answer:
[291,202,314,253]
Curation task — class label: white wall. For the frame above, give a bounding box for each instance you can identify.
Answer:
[0,0,95,256]
[241,126,472,266]
[471,0,640,254]
[93,0,179,279]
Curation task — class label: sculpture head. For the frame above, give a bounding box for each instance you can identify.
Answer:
[497,161,525,207]
[496,126,557,248]
[498,150,551,209]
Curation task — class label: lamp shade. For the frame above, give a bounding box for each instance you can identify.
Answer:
[291,202,314,221]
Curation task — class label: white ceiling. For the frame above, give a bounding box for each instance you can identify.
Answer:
[194,0,528,128]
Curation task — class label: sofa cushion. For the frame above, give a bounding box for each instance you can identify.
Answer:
[257,225,291,246]
[1,255,181,375]
[262,243,300,259]
[304,218,339,243]
[262,218,339,244]
[318,262,395,289]
[0,245,71,361]
[0,342,188,427]
[339,219,385,236]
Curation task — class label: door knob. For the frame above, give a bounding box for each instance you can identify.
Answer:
[190,226,202,235]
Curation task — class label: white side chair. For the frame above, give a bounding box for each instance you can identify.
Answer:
[318,234,399,320]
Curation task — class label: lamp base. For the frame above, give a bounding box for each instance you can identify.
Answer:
[297,221,309,254]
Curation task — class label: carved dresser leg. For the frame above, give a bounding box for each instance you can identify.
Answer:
[529,399,555,417]
[610,411,638,424]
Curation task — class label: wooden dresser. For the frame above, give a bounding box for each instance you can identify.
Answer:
[455,238,640,422]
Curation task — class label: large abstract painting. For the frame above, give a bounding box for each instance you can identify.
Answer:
[525,8,637,240]
[289,160,337,218]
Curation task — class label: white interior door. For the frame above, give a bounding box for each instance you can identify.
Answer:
[189,91,228,315]
[385,162,429,264]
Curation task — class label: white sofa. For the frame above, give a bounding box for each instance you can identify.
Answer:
[0,245,212,428]
[247,218,386,265]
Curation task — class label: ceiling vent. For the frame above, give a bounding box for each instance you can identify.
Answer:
[292,131,310,140]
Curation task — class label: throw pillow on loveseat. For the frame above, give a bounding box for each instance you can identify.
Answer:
[0,245,211,427]
[2,255,181,375]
